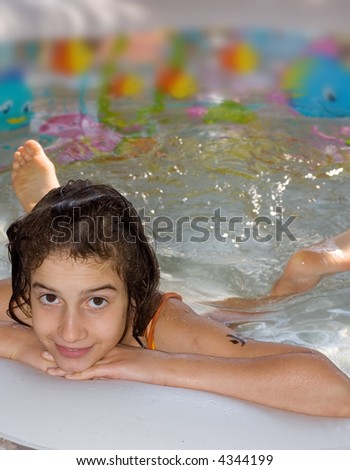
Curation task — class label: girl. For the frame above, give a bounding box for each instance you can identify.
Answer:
[0,139,349,418]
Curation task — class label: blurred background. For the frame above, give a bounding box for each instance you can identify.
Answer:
[2,0,350,134]
[1,0,350,40]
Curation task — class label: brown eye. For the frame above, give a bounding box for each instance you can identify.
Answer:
[41,294,59,304]
[89,297,107,308]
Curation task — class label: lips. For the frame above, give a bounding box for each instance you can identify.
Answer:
[55,343,93,359]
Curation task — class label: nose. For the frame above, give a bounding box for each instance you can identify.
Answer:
[57,309,88,344]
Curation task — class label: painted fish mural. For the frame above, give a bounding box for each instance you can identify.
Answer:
[39,113,122,164]
[0,69,33,131]
[281,56,350,117]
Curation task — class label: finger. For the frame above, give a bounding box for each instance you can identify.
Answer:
[42,350,55,361]
[64,371,98,381]
[47,367,68,377]
[64,365,113,381]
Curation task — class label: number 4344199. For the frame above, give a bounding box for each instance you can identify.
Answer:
[217,454,274,466]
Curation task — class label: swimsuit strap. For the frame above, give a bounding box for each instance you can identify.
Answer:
[146,292,182,350]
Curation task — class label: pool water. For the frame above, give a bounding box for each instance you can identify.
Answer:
[0,95,349,376]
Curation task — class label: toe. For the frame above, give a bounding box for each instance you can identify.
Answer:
[13,150,21,160]
[24,139,44,156]
[12,160,21,170]
[13,151,25,166]
[15,146,24,155]
[20,148,32,162]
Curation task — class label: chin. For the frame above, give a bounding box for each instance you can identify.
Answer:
[55,357,93,374]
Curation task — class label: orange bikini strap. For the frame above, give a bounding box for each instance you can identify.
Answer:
[146,292,182,350]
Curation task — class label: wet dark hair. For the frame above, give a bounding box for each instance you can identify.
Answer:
[6,180,161,343]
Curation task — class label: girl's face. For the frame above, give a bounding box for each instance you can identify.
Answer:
[30,253,129,373]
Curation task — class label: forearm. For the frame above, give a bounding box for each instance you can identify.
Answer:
[0,321,25,359]
[59,344,350,417]
[0,279,12,321]
[154,350,350,417]
[0,321,54,371]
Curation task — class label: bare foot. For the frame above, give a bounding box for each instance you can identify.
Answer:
[269,250,323,297]
[270,235,350,297]
[12,140,60,212]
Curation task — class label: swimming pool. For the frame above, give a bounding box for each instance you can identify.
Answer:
[1,16,350,448]
[1,98,349,375]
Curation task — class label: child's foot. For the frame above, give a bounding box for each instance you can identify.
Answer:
[270,234,350,297]
[12,140,60,212]
[269,250,323,297]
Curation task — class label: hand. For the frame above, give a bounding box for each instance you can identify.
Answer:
[47,344,166,383]
[9,325,57,372]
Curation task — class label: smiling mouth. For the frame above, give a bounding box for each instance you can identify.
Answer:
[55,344,93,359]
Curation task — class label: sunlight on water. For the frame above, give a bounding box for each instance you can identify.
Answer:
[0,101,349,375]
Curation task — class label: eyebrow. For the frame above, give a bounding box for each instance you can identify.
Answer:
[83,285,118,294]
[31,282,118,294]
[32,282,58,292]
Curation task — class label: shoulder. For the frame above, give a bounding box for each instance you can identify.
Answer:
[153,297,311,359]
[152,297,241,354]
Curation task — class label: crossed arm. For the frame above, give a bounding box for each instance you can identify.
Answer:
[1,273,350,417]
[47,299,350,418]
[0,279,56,371]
